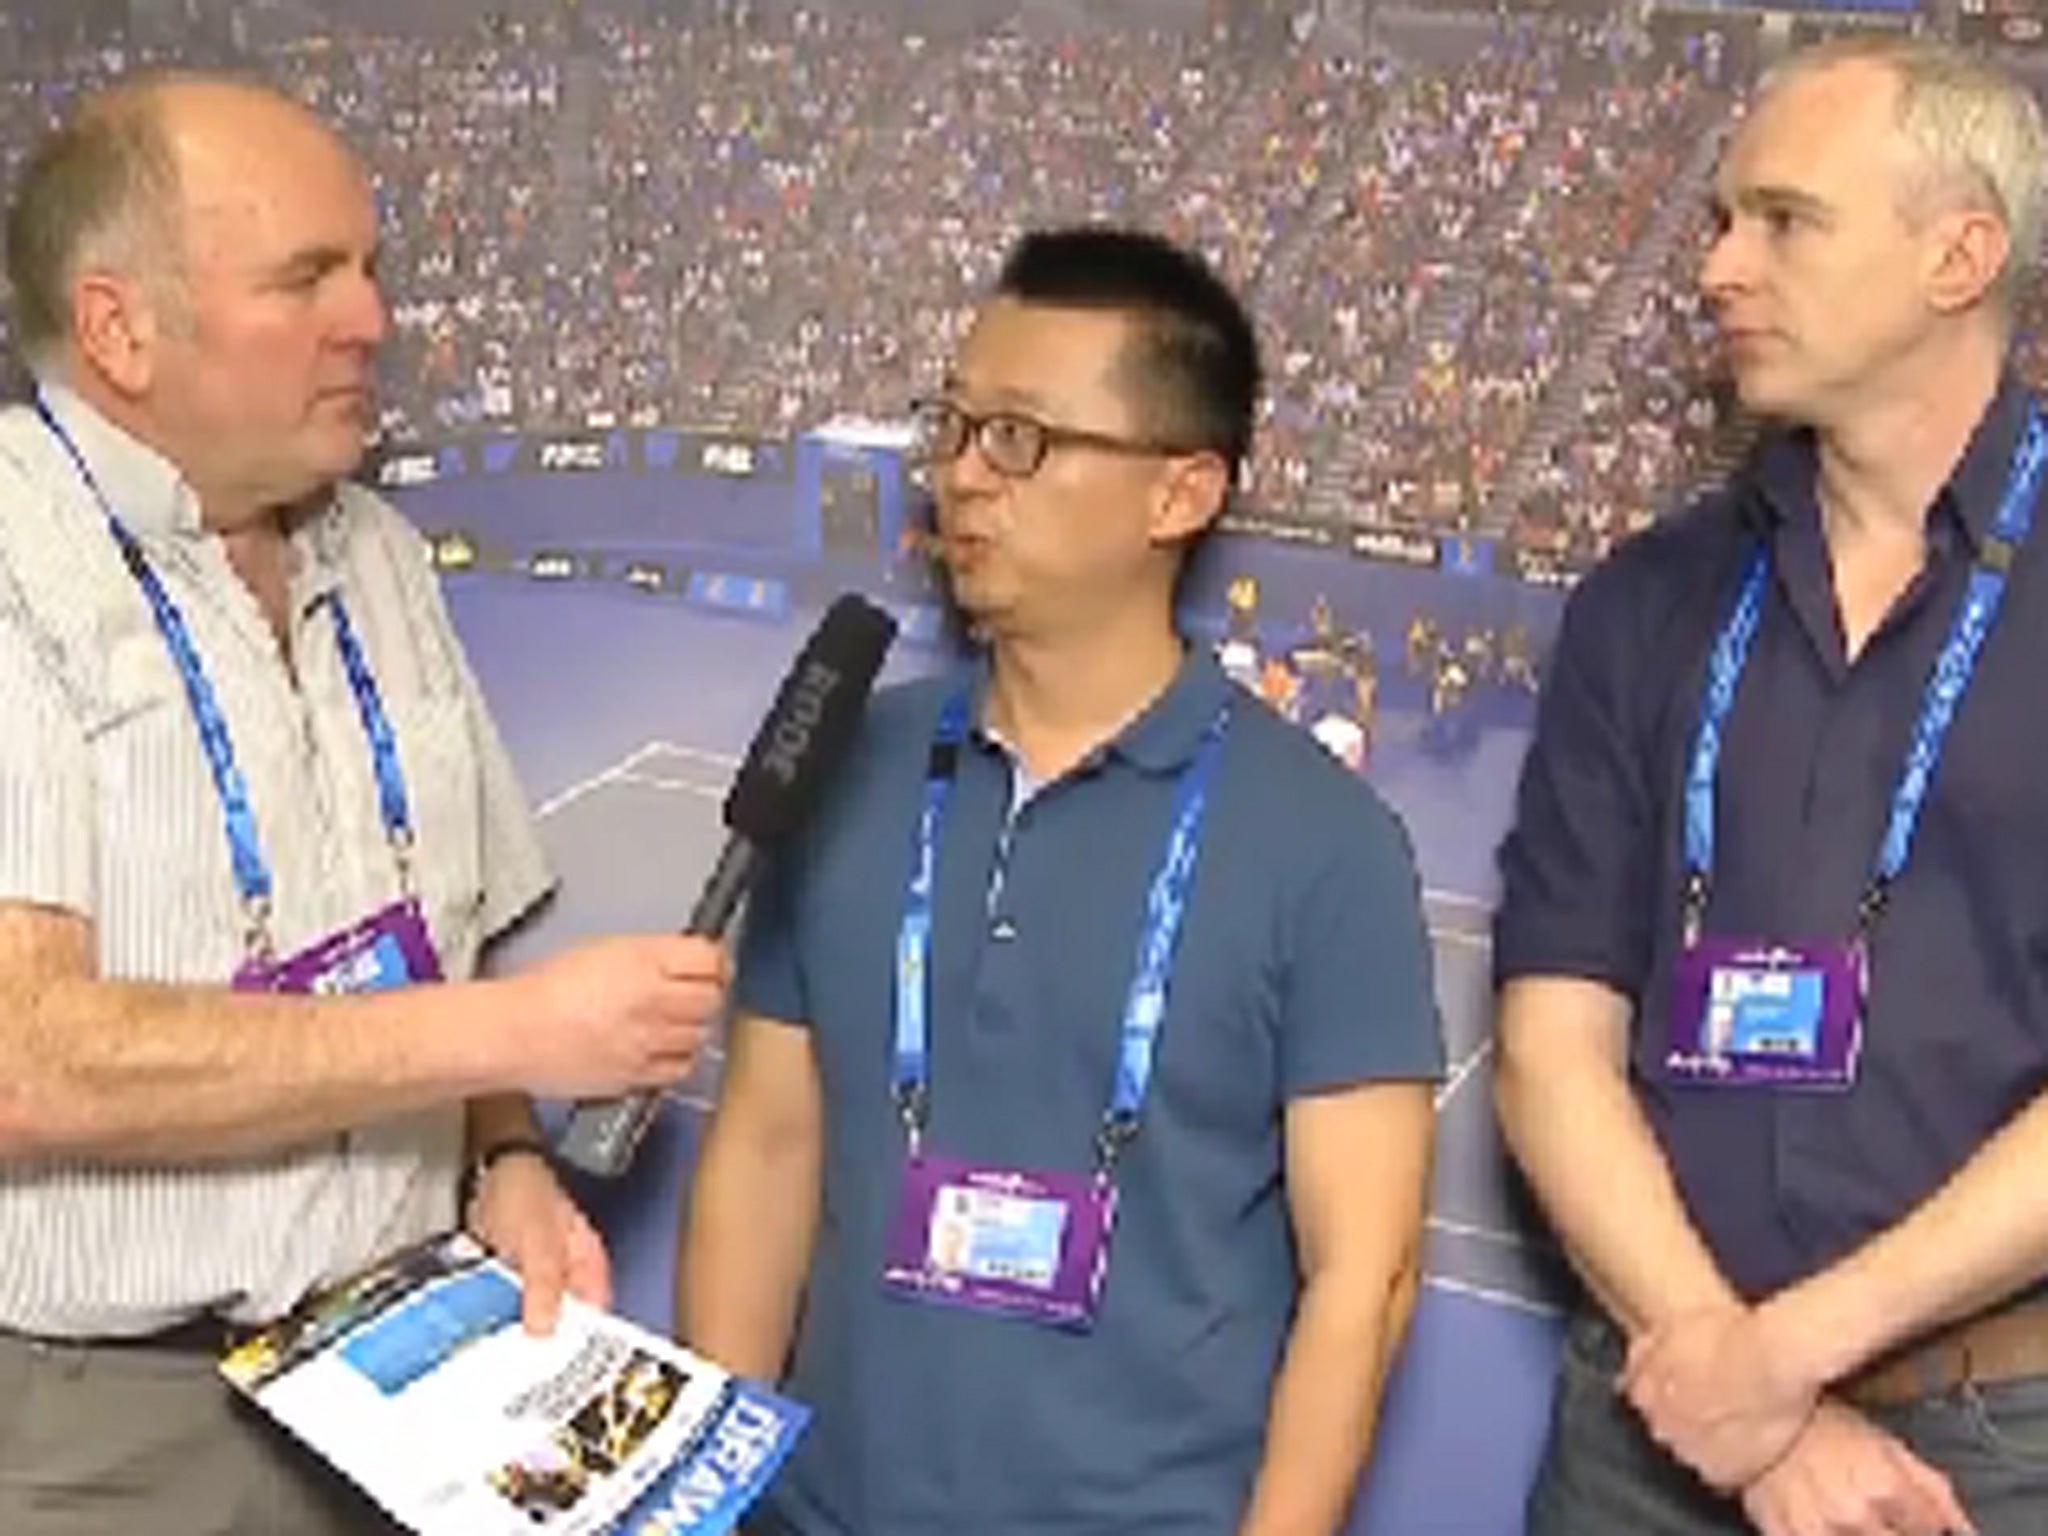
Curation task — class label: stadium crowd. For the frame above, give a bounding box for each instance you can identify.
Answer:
[6,7,2048,571]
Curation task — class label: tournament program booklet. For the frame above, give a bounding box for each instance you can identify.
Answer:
[219,1231,808,1535]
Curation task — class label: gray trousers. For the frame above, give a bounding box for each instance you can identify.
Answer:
[1529,1312,2048,1536]
[0,1331,400,1535]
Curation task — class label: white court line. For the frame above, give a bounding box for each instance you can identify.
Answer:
[1424,887,1491,913]
[1427,1215,1548,1251]
[1434,1037,1494,1109]
[611,771,723,799]
[553,745,1494,962]
[638,740,1500,939]
[1422,1273,1564,1318]
[534,740,671,821]
[630,744,1498,944]
[644,740,740,771]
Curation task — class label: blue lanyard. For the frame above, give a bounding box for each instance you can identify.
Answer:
[893,686,1228,1176]
[1682,404,2048,941]
[36,396,417,958]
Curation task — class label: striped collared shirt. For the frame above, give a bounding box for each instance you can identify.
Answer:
[0,385,553,1335]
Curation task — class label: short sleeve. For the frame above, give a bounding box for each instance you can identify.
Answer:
[733,843,809,1026]
[458,647,555,941]
[1279,793,1444,1097]
[1492,560,1658,994]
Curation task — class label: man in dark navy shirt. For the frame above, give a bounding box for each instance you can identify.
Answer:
[1497,37,2048,1536]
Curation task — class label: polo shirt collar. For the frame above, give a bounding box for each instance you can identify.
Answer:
[968,643,1235,778]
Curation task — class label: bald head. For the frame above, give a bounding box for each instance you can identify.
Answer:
[4,73,358,372]
[6,71,386,525]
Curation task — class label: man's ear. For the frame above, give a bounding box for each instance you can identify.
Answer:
[71,269,162,396]
[1923,204,2009,317]
[1150,452,1232,548]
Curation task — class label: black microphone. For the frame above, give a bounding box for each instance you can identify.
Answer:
[553,593,899,1177]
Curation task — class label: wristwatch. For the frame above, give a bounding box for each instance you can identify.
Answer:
[458,1134,553,1216]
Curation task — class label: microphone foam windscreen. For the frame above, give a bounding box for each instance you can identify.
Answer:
[724,594,898,847]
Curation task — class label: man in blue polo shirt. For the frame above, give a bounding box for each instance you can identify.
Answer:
[678,226,1441,1536]
[1496,37,2048,1536]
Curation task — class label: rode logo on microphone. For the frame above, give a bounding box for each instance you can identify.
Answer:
[760,661,841,784]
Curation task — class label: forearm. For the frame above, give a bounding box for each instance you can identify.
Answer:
[1768,1084,2048,1384]
[1496,1006,1735,1333]
[0,974,512,1162]
[677,1114,819,1382]
[467,1091,543,1157]
[1238,1265,1421,1536]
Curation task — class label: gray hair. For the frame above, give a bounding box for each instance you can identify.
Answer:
[4,82,184,370]
[1761,36,2048,301]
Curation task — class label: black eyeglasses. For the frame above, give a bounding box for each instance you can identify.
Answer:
[909,396,1207,480]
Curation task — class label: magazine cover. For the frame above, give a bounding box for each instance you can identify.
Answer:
[221,1232,808,1535]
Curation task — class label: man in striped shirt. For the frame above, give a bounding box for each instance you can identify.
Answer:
[0,74,726,1532]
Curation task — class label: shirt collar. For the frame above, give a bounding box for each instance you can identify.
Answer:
[291,496,352,611]
[37,381,204,538]
[1741,371,2036,556]
[38,380,351,612]
[967,644,1235,778]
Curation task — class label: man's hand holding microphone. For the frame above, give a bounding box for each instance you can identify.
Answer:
[503,932,731,1101]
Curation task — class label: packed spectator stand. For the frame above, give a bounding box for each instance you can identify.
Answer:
[6,4,2047,576]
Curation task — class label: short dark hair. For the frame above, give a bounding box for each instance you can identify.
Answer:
[993,226,1262,480]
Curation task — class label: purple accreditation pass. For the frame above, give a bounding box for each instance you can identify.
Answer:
[881,1154,1116,1332]
[232,899,442,994]
[1666,935,1863,1090]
